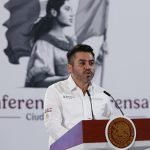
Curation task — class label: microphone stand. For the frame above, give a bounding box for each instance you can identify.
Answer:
[86,90,95,120]
[103,91,124,116]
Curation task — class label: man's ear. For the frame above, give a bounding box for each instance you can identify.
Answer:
[51,9,57,17]
[67,64,72,73]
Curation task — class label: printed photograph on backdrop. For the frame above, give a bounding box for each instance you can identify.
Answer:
[4,0,109,88]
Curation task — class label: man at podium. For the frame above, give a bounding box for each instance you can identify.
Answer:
[44,44,113,147]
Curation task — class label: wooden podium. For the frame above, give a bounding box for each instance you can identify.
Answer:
[50,118,150,150]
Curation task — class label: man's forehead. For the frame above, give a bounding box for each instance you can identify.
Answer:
[74,52,94,59]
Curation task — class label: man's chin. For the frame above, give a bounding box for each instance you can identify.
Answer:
[84,76,93,83]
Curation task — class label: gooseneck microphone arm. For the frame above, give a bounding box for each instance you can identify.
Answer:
[103,91,124,116]
[86,90,95,120]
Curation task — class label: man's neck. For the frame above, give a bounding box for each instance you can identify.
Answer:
[71,76,90,95]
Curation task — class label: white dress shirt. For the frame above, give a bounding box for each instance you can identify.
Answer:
[44,75,113,146]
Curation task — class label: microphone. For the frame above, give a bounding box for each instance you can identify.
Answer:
[103,91,124,116]
[86,90,95,120]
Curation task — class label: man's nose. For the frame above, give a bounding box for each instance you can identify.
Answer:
[85,63,91,70]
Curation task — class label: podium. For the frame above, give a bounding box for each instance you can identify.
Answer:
[50,118,150,150]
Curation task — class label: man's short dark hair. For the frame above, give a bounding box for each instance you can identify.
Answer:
[67,44,95,64]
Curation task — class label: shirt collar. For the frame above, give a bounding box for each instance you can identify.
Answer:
[67,75,78,91]
[67,75,94,92]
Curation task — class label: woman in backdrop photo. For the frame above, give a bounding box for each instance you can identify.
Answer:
[25,0,76,87]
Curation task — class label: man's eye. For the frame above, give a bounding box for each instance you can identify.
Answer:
[89,61,94,65]
[79,61,85,65]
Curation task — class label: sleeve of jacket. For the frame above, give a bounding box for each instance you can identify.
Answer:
[44,86,68,140]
